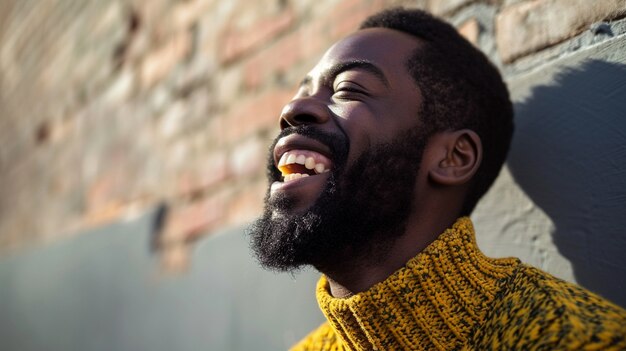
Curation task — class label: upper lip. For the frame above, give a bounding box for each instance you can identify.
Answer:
[273,134,333,168]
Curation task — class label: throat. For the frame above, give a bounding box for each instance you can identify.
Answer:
[317,223,440,297]
[316,243,400,297]
[323,263,394,298]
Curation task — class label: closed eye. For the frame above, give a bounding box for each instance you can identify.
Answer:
[333,82,368,99]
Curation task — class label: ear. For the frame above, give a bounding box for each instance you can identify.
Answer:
[428,129,482,186]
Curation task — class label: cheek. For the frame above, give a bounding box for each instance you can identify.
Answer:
[393,92,423,129]
[328,103,357,121]
[327,103,370,152]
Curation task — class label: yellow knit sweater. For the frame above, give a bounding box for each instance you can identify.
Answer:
[291,217,626,350]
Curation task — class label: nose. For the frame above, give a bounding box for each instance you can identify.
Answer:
[279,96,331,130]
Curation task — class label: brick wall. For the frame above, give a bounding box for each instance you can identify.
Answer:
[1,0,625,268]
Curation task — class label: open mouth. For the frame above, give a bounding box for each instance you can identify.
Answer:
[273,133,335,184]
[277,149,331,182]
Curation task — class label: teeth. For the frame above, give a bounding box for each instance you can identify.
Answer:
[295,154,306,165]
[314,163,325,174]
[305,157,315,169]
[284,173,309,182]
[278,150,331,179]
[278,153,287,167]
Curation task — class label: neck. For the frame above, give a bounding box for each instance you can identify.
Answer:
[322,211,459,298]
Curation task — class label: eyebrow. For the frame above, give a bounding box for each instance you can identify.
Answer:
[299,60,390,89]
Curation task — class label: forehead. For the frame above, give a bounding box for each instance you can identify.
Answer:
[309,27,422,80]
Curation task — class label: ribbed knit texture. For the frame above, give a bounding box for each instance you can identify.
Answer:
[291,217,626,351]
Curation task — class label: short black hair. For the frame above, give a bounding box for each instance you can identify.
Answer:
[361,8,514,215]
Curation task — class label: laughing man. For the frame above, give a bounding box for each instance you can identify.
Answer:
[249,8,626,351]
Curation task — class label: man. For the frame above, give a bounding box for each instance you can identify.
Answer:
[249,7,626,351]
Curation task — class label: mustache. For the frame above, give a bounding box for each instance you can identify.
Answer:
[266,125,350,181]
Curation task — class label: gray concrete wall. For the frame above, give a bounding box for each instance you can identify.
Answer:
[473,34,626,308]
[0,209,324,351]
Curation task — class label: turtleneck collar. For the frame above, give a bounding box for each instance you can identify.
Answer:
[315,217,520,351]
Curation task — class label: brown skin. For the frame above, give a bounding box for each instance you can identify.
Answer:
[275,28,482,298]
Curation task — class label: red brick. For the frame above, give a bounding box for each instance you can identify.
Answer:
[241,41,287,90]
[458,18,480,45]
[219,7,296,64]
[496,0,626,63]
[229,136,267,178]
[326,0,388,41]
[243,56,263,90]
[329,2,373,41]
[428,0,476,15]
[222,89,294,143]
[170,0,210,32]
[334,0,364,15]
[157,100,188,139]
[271,30,306,72]
[176,152,229,197]
[140,30,192,87]
[214,66,245,111]
[86,164,127,225]
[162,194,226,243]
[132,0,169,34]
[241,24,319,91]
[298,17,328,59]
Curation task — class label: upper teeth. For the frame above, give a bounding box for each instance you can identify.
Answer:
[278,150,330,182]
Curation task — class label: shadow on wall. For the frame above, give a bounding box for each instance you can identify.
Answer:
[0,209,325,351]
[508,60,626,307]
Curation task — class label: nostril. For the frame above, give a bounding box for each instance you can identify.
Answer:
[281,114,319,129]
[293,114,318,124]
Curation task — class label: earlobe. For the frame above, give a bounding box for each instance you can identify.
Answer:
[429,130,482,186]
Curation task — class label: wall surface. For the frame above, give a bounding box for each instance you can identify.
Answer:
[476,37,626,307]
[0,210,324,351]
[1,0,626,349]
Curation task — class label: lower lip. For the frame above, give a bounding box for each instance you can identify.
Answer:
[270,173,330,194]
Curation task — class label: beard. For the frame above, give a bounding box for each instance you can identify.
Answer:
[248,125,427,273]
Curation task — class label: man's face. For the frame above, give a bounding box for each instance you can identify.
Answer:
[249,28,426,271]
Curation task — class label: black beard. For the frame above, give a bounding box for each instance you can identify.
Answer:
[248,126,427,273]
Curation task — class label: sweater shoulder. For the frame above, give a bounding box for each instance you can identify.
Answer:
[290,322,342,351]
[472,264,626,350]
